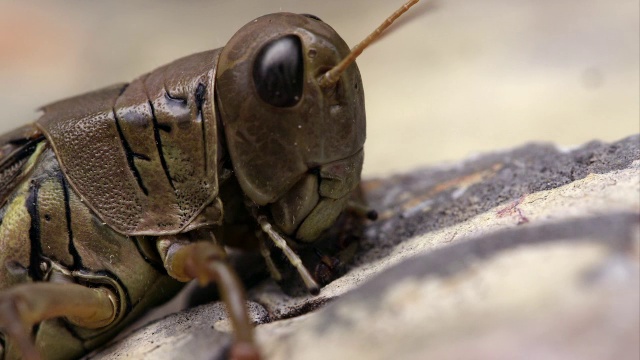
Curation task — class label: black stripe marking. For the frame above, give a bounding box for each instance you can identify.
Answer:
[118,83,130,96]
[165,90,188,104]
[7,138,29,146]
[0,138,42,171]
[58,172,83,270]
[195,83,208,173]
[161,89,182,133]
[26,181,43,281]
[60,320,87,347]
[133,153,151,161]
[114,110,149,196]
[32,324,40,343]
[195,83,206,113]
[156,123,172,133]
[149,100,175,190]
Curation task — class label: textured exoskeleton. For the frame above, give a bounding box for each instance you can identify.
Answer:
[0,12,363,360]
[0,1,419,359]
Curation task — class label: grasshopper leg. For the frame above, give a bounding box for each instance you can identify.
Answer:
[158,237,260,360]
[0,282,117,360]
[346,201,378,220]
[346,183,378,221]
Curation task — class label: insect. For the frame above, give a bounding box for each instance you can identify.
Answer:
[0,1,419,359]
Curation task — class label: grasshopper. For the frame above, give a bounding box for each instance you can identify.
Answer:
[0,1,419,359]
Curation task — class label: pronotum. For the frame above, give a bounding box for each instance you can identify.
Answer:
[0,1,419,359]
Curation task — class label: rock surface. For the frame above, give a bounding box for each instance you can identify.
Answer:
[87,135,640,360]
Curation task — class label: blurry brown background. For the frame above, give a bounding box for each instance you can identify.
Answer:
[0,0,638,177]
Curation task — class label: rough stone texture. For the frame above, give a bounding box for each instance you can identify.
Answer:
[88,135,639,360]
[85,303,268,360]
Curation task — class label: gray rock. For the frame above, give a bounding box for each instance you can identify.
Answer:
[90,135,640,360]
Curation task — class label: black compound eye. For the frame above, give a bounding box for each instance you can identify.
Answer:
[253,35,304,108]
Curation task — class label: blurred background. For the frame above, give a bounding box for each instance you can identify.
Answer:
[0,0,638,177]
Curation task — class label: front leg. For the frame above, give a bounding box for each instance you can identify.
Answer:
[157,233,259,360]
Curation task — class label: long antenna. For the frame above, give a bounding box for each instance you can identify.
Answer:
[318,0,420,88]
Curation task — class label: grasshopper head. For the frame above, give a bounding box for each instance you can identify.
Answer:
[216,13,366,242]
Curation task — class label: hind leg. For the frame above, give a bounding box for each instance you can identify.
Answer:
[0,283,117,360]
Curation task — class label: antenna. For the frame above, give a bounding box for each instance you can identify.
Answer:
[318,0,421,88]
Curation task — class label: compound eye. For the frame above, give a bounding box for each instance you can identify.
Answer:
[253,35,304,108]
